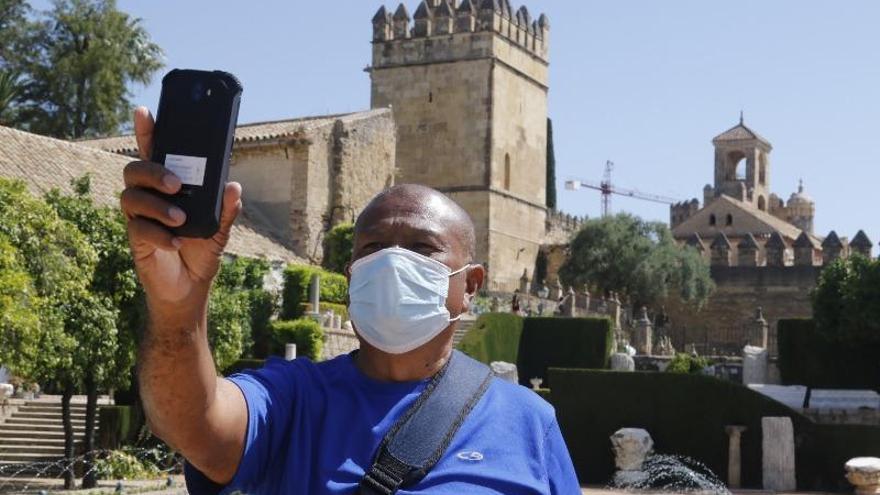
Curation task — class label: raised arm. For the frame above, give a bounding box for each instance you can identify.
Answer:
[123,107,247,484]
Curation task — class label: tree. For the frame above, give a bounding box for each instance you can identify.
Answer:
[45,174,141,488]
[813,255,880,346]
[546,118,557,210]
[13,0,163,138]
[0,178,97,489]
[559,213,713,311]
[0,0,30,65]
[322,222,354,274]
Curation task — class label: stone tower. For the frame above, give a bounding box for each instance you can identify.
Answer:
[370,0,550,291]
[710,114,773,211]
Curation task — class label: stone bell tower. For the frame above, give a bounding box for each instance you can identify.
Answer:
[369,0,551,291]
[710,114,773,211]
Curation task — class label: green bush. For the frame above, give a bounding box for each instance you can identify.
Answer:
[207,287,249,371]
[249,289,278,359]
[281,265,348,320]
[94,449,163,480]
[665,353,710,374]
[224,358,266,376]
[456,313,523,365]
[778,318,880,390]
[516,317,613,388]
[322,223,354,274]
[270,318,324,361]
[546,368,878,490]
[97,405,132,450]
[813,256,880,345]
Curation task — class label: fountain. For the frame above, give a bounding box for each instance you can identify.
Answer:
[0,445,182,493]
[609,428,731,494]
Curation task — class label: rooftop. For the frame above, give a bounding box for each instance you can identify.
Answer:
[0,125,303,263]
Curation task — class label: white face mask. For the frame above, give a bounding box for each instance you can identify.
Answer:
[348,246,469,354]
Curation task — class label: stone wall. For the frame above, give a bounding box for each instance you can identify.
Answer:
[370,4,551,290]
[664,265,820,356]
[229,110,396,263]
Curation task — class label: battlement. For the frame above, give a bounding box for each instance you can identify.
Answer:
[670,198,700,229]
[545,209,585,243]
[372,1,550,65]
[700,229,872,268]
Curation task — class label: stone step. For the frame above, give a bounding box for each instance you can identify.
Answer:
[11,410,86,420]
[15,406,87,415]
[0,436,81,447]
[0,428,88,439]
[0,423,89,434]
[0,444,65,455]
[0,452,65,463]
[4,417,86,426]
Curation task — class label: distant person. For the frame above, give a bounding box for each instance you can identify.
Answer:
[122,108,579,494]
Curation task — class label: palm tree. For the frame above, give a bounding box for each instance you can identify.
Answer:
[0,69,21,125]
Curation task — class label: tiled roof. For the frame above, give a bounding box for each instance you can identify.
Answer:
[0,125,303,263]
[672,194,822,245]
[76,110,376,155]
[712,123,772,148]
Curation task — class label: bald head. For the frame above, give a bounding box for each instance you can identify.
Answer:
[353,184,476,263]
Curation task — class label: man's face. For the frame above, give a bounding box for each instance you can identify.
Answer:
[346,190,483,321]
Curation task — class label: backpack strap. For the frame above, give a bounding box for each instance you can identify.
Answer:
[359,350,493,495]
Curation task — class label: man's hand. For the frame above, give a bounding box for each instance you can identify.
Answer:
[121,106,243,310]
[126,106,248,485]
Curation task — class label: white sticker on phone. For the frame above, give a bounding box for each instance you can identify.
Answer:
[165,154,207,186]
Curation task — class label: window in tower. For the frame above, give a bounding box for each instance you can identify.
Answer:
[726,214,733,226]
[504,153,511,191]
[709,214,716,226]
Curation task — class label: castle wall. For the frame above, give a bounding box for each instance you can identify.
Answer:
[230,144,299,243]
[664,266,819,356]
[329,111,397,226]
[370,6,550,290]
[488,192,546,292]
[371,55,493,188]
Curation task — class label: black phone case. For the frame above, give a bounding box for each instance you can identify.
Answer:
[151,69,242,238]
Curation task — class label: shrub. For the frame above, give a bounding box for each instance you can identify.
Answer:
[322,223,354,274]
[270,318,324,361]
[456,313,523,365]
[778,318,879,390]
[813,256,880,345]
[300,301,349,322]
[281,265,348,320]
[207,287,249,371]
[249,289,278,359]
[516,317,613,388]
[224,358,266,376]
[94,449,163,480]
[665,353,710,374]
[97,405,132,450]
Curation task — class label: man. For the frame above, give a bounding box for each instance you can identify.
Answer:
[123,107,579,494]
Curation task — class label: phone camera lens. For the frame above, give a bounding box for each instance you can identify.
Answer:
[191,82,204,102]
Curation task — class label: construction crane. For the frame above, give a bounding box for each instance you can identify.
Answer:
[565,160,681,217]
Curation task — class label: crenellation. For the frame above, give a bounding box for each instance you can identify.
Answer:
[455,0,477,33]
[434,0,455,35]
[372,1,548,63]
[392,4,410,39]
[821,230,845,264]
[372,6,392,42]
[413,1,433,37]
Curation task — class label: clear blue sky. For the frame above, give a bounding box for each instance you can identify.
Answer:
[35,1,880,239]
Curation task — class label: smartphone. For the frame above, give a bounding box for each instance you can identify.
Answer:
[151,69,242,238]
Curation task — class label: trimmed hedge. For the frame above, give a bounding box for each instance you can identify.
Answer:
[300,301,349,322]
[547,368,880,490]
[270,318,324,361]
[97,406,133,449]
[516,317,613,388]
[456,313,523,365]
[224,358,266,376]
[778,318,880,390]
[281,265,348,320]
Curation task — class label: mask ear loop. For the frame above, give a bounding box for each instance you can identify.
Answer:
[448,263,474,322]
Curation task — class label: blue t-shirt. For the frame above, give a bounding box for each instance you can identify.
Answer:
[185,353,580,494]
